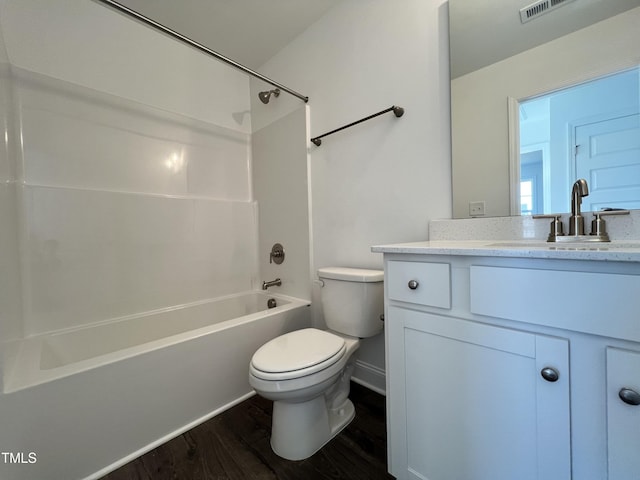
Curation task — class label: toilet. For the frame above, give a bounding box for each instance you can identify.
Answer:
[249,267,384,460]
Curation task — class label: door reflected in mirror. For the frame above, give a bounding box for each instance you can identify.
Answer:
[517,67,640,215]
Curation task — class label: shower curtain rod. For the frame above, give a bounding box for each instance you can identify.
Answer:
[310,105,404,146]
[93,0,309,103]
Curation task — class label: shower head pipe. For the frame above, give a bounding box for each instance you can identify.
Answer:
[93,0,309,103]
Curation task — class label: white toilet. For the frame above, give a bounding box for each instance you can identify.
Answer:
[249,267,384,460]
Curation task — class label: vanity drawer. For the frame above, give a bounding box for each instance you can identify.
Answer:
[387,261,451,308]
[470,265,640,341]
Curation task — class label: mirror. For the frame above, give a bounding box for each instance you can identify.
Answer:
[450,0,640,218]
[518,68,640,215]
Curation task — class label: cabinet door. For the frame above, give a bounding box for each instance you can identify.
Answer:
[387,307,570,480]
[606,348,640,480]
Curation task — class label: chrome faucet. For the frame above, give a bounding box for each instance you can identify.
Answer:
[534,178,630,242]
[262,278,282,290]
[569,178,589,235]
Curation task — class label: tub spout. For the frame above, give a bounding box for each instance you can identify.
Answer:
[262,278,282,290]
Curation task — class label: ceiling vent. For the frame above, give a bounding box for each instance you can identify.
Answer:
[520,0,577,23]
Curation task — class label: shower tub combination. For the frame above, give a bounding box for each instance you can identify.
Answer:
[0,291,310,480]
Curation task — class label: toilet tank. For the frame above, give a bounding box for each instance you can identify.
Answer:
[317,267,384,338]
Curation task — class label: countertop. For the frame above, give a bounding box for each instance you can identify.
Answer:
[371,240,640,262]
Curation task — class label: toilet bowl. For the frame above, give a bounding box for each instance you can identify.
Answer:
[249,267,384,460]
[250,328,360,460]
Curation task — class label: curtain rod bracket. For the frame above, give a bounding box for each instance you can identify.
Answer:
[392,106,405,117]
[310,105,404,147]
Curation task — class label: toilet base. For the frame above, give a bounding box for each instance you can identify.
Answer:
[270,397,355,461]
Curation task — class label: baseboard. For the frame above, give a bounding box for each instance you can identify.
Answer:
[352,359,386,396]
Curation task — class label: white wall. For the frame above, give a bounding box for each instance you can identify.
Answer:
[452,7,640,218]
[253,0,452,390]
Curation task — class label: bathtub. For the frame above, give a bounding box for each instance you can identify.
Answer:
[0,291,310,480]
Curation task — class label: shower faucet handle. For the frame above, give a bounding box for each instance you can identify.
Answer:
[269,243,285,264]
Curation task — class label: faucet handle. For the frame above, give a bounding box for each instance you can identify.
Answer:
[590,209,630,241]
[533,214,565,242]
[269,243,285,264]
[594,209,630,216]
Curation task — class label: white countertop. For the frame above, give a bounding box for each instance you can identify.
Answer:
[371,240,640,262]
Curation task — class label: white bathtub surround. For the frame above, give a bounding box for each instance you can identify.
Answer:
[252,107,312,301]
[12,68,258,337]
[0,45,21,393]
[0,183,20,342]
[0,0,261,340]
[429,210,640,242]
[19,80,252,200]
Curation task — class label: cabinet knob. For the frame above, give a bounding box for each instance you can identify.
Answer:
[619,388,640,406]
[408,280,419,290]
[540,367,559,382]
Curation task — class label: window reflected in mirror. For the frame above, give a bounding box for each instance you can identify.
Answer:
[519,67,640,214]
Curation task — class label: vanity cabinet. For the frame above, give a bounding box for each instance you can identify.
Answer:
[606,348,640,480]
[387,305,570,480]
[383,255,640,480]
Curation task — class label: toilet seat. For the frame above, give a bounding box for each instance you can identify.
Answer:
[250,329,346,381]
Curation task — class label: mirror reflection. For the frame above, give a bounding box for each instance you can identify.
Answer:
[450,0,640,219]
[518,68,640,215]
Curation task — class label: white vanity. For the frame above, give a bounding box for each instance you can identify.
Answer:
[373,240,640,480]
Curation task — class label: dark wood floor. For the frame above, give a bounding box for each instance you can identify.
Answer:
[103,382,394,479]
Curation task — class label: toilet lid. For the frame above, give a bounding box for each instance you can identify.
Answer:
[251,329,346,379]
